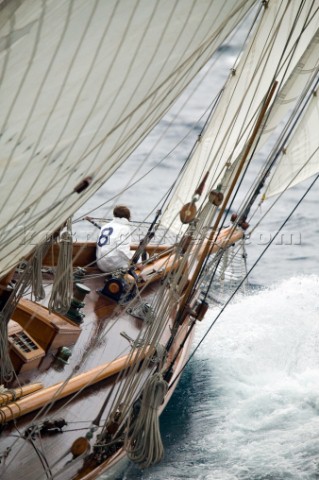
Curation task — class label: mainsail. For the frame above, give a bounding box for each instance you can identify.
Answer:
[0,0,254,278]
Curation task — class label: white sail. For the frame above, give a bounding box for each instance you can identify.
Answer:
[264,86,319,197]
[1,2,319,479]
[261,29,319,141]
[160,0,319,232]
[0,0,255,277]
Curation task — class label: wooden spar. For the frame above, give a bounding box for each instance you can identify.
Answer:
[42,242,171,268]
[0,383,43,407]
[0,347,154,424]
[196,226,244,259]
[175,81,278,320]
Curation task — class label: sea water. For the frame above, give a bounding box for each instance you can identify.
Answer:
[76,24,319,480]
[122,277,319,480]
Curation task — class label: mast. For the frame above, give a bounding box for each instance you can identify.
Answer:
[170,81,277,331]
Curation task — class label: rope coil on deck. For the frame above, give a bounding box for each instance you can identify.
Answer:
[48,219,73,314]
[31,242,49,301]
[125,373,168,468]
[0,261,33,384]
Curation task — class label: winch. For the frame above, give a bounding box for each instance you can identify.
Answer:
[98,272,137,304]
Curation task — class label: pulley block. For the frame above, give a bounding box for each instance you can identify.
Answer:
[180,202,197,224]
[209,190,224,206]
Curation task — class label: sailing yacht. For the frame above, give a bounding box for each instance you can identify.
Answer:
[0,1,318,479]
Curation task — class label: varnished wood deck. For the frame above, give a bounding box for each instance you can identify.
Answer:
[0,243,194,480]
[0,227,242,479]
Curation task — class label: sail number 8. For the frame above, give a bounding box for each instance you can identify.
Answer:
[98,227,113,247]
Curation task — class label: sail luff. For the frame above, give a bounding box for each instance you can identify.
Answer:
[160,0,319,233]
[228,27,319,208]
[264,84,319,197]
[253,26,319,146]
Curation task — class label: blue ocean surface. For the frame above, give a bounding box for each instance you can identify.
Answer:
[76,26,319,480]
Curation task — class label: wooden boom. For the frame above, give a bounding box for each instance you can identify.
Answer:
[0,347,154,424]
[0,383,43,407]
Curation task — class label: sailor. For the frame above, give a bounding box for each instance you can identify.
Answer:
[96,205,132,273]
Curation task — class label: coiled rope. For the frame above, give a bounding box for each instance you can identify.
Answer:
[125,372,168,468]
[32,242,49,301]
[48,219,73,314]
[0,261,32,384]
[0,314,14,385]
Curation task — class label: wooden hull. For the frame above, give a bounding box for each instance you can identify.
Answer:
[0,230,241,479]
[0,243,195,480]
